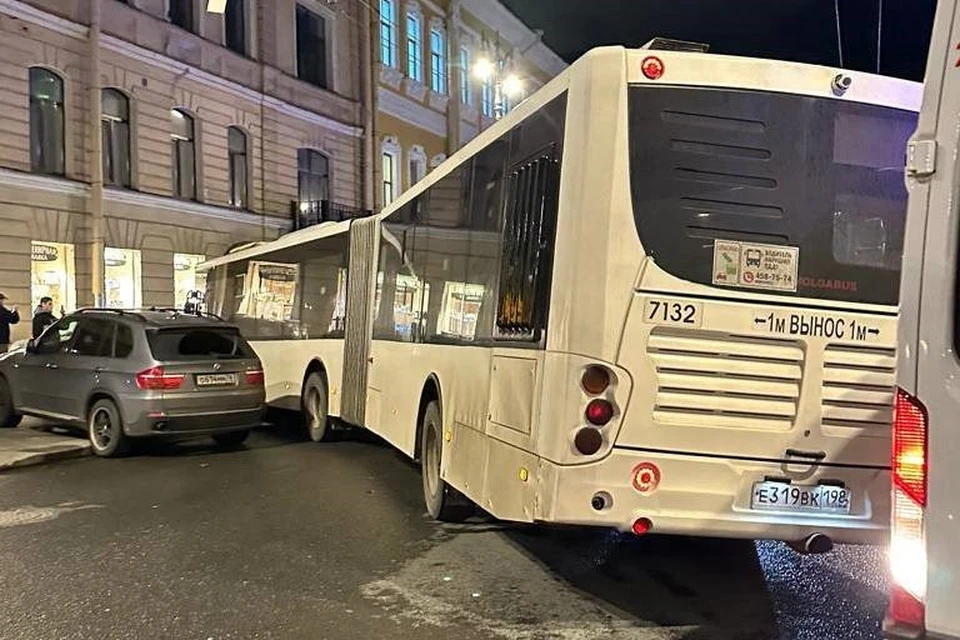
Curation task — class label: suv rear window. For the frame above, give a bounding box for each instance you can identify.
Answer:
[628,85,917,305]
[147,327,254,360]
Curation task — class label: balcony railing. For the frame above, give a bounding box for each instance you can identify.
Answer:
[291,200,374,231]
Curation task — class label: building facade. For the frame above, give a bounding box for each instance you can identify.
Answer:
[374,0,566,208]
[0,0,368,342]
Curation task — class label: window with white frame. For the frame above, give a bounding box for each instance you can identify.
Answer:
[429,25,446,94]
[382,151,397,205]
[380,0,398,67]
[459,46,472,105]
[408,146,427,186]
[406,10,422,82]
[481,76,493,117]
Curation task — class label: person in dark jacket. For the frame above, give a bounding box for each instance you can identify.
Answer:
[0,292,20,353]
[32,296,57,339]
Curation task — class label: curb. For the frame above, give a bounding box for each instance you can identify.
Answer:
[0,444,92,472]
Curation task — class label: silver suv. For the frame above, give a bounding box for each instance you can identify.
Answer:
[0,309,265,457]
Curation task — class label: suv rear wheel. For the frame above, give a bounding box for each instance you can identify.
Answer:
[88,399,129,458]
[0,377,22,428]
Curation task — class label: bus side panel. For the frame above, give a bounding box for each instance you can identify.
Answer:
[250,339,344,416]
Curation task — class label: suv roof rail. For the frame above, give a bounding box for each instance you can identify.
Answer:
[72,307,149,321]
[138,306,225,321]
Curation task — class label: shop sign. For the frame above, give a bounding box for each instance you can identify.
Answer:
[32,244,59,262]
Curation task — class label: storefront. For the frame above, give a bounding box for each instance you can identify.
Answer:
[104,247,142,309]
[30,241,76,314]
[174,253,207,311]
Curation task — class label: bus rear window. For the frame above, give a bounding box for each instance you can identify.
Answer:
[628,85,917,305]
[147,328,254,360]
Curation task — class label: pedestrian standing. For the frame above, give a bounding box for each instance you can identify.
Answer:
[32,296,57,339]
[0,292,20,353]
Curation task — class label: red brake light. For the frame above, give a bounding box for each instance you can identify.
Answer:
[893,388,928,507]
[245,370,264,386]
[888,583,925,630]
[135,366,185,391]
[585,399,614,426]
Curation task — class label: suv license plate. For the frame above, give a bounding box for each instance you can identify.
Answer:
[196,373,238,387]
[751,481,851,515]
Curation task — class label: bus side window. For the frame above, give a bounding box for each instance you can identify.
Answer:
[495,150,560,340]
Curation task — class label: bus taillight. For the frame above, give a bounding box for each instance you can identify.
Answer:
[585,399,614,426]
[581,366,611,394]
[887,388,928,632]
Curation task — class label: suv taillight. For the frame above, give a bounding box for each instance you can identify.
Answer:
[244,370,264,386]
[887,388,928,632]
[135,366,185,391]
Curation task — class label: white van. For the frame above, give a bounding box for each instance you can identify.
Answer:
[885,2,960,639]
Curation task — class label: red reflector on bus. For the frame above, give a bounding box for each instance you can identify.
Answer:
[632,517,653,536]
[641,56,665,80]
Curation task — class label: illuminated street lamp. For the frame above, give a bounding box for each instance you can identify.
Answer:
[472,32,527,121]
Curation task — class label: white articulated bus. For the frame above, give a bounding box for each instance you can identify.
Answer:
[200,43,920,546]
[885,1,960,638]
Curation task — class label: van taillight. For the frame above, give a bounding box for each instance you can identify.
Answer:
[135,366,185,391]
[887,388,928,631]
[244,370,264,386]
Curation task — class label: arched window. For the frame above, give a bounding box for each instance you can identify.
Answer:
[228,126,248,209]
[170,108,196,200]
[298,148,330,204]
[101,89,131,188]
[29,67,65,175]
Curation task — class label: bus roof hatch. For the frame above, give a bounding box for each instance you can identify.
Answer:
[640,37,710,53]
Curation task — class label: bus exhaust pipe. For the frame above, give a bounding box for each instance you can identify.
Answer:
[789,533,834,555]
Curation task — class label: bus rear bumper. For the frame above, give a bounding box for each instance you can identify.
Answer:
[537,448,889,545]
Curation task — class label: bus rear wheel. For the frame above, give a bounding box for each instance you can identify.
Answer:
[302,372,332,443]
[420,400,472,522]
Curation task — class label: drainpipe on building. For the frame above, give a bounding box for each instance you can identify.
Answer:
[360,0,375,212]
[88,0,105,307]
[257,0,267,239]
[446,1,462,155]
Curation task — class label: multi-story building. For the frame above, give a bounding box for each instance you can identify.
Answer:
[374,0,566,208]
[0,0,369,342]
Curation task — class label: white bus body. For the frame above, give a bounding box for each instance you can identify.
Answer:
[201,46,920,546]
[885,1,960,638]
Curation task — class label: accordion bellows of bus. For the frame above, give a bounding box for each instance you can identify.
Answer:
[199,43,920,548]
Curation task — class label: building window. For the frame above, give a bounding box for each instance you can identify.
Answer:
[380,0,398,67]
[31,242,76,316]
[168,0,194,32]
[228,126,248,209]
[429,27,446,94]
[298,148,330,204]
[225,0,246,55]
[408,147,426,186]
[174,253,207,311]
[459,47,472,105]
[481,76,493,117]
[382,151,397,205]
[296,4,329,89]
[101,89,131,188]
[29,67,65,176]
[170,109,196,200]
[104,247,142,309]
[406,11,422,82]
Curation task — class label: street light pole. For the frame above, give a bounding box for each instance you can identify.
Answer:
[473,31,524,122]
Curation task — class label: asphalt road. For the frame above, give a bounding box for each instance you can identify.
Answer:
[0,426,889,640]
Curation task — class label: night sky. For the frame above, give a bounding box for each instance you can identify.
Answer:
[501,0,937,82]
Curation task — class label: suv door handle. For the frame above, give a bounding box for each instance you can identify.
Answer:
[44,362,58,369]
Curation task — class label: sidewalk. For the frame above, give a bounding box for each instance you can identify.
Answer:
[0,418,90,471]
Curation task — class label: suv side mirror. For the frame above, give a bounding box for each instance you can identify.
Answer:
[25,339,37,354]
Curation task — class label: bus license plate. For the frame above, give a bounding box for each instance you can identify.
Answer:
[751,481,851,515]
[196,373,237,387]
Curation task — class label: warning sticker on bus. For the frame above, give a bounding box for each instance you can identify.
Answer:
[712,240,799,293]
